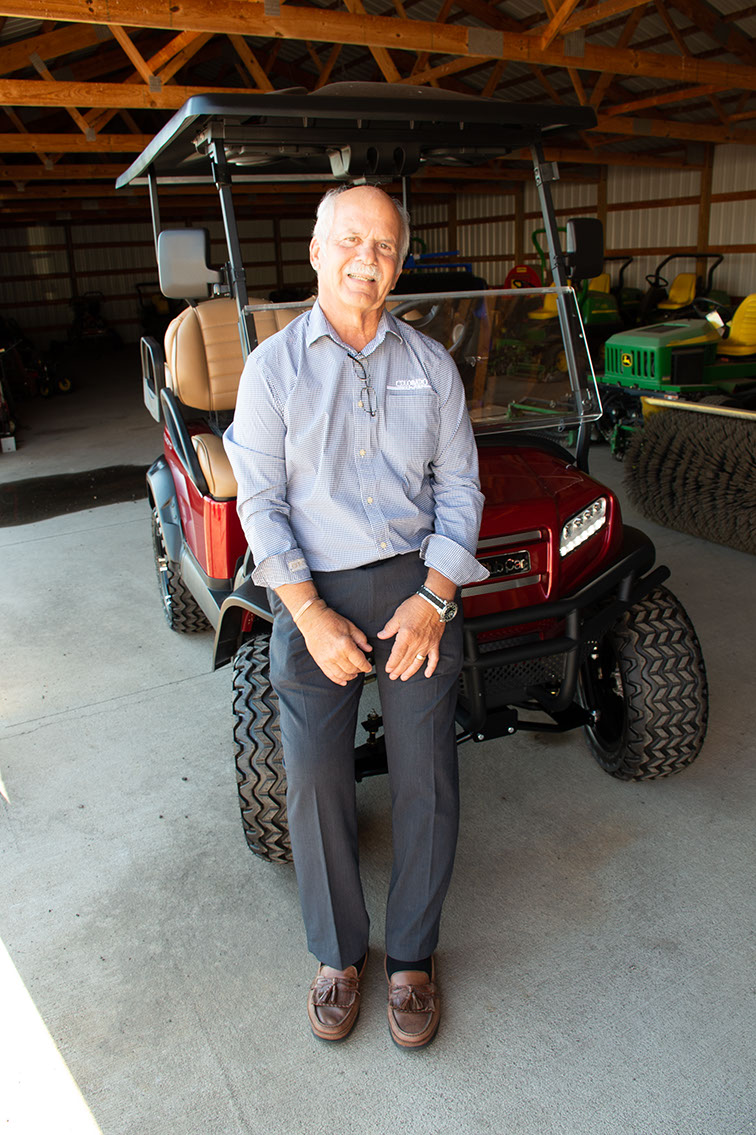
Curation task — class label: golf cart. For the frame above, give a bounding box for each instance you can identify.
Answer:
[117,84,708,864]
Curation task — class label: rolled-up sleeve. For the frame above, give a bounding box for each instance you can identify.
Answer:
[223,352,312,588]
[419,350,489,586]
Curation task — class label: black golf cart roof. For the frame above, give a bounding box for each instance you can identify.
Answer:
[116,82,596,187]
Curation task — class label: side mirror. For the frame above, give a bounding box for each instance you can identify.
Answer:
[157,229,222,299]
[565,218,604,285]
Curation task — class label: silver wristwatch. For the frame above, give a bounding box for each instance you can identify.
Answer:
[416,584,458,623]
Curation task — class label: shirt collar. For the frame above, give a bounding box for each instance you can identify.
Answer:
[306,299,403,355]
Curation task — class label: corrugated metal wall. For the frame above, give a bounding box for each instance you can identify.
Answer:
[710,145,756,299]
[414,146,756,301]
[2,143,754,348]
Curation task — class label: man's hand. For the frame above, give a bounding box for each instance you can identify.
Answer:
[298,603,373,686]
[376,594,445,681]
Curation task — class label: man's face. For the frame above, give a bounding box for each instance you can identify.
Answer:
[309,187,403,324]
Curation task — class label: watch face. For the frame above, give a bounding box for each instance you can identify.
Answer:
[441,601,458,622]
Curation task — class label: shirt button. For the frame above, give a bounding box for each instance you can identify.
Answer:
[380,541,387,549]
[367,496,373,504]
[359,449,366,457]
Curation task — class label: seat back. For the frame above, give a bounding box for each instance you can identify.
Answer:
[588,272,611,293]
[164,297,244,412]
[717,294,756,356]
[658,272,697,309]
[163,296,309,411]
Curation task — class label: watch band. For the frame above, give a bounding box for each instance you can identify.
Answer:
[416,585,458,622]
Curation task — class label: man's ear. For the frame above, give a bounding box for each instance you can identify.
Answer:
[309,235,320,272]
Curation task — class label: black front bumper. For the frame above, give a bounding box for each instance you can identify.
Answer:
[456,525,669,742]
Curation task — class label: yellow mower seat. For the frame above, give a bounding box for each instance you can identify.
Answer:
[527,286,558,321]
[588,272,611,293]
[717,294,756,357]
[657,272,697,310]
[163,296,305,499]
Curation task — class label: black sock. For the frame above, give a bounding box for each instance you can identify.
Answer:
[386,955,432,980]
[350,953,366,973]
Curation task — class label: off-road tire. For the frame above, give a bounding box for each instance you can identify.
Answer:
[581,585,708,780]
[150,507,210,633]
[232,636,292,863]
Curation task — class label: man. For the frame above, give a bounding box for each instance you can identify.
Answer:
[224,184,487,1049]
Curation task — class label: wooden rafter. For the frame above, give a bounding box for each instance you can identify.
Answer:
[604,83,721,116]
[0,133,152,151]
[590,6,647,109]
[559,0,653,34]
[540,0,582,51]
[341,0,401,83]
[668,0,756,67]
[108,25,159,87]
[1,0,754,94]
[228,34,274,90]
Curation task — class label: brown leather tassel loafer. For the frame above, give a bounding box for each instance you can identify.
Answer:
[385,957,441,1049]
[307,952,368,1042]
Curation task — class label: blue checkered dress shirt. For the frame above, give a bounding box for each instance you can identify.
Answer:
[223,301,489,589]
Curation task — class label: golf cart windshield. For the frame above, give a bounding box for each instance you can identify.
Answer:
[246,287,600,435]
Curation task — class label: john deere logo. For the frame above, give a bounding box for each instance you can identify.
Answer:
[621,352,633,368]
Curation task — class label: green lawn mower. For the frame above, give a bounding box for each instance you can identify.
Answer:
[529,228,622,358]
[598,294,756,457]
[636,253,729,325]
[599,294,756,555]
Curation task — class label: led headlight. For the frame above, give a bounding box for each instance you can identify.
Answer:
[559,497,607,557]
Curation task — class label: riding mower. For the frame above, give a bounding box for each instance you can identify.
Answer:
[598,294,756,457]
[637,253,729,324]
[619,295,756,554]
[117,83,708,864]
[526,229,622,360]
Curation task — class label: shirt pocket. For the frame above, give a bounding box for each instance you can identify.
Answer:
[384,387,440,491]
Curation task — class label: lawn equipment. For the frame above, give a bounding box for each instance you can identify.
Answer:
[528,228,622,359]
[604,255,642,327]
[637,253,728,324]
[68,291,123,350]
[598,294,756,457]
[117,83,709,864]
[136,281,183,341]
[624,395,756,555]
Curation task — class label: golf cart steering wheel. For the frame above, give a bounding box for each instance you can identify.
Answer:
[390,298,442,328]
[645,273,668,288]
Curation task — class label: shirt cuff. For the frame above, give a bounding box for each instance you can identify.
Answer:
[251,548,312,588]
[420,534,490,586]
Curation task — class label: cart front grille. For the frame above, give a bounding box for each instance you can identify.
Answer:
[462,634,567,708]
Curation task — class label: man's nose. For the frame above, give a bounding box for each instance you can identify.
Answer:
[356,239,379,260]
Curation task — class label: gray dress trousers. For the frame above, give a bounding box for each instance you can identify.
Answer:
[269,551,463,970]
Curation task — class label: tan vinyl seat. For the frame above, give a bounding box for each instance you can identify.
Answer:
[163,296,310,499]
[657,272,697,310]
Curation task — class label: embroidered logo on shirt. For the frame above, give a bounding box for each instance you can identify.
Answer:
[287,557,307,572]
[388,378,431,390]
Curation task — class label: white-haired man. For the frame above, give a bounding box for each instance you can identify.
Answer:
[224,184,487,1048]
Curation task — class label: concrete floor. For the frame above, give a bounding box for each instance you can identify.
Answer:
[1,347,755,1135]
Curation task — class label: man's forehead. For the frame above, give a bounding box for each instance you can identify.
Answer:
[332,189,400,237]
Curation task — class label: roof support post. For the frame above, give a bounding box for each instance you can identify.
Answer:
[531,138,591,471]
[147,166,161,258]
[209,135,254,355]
